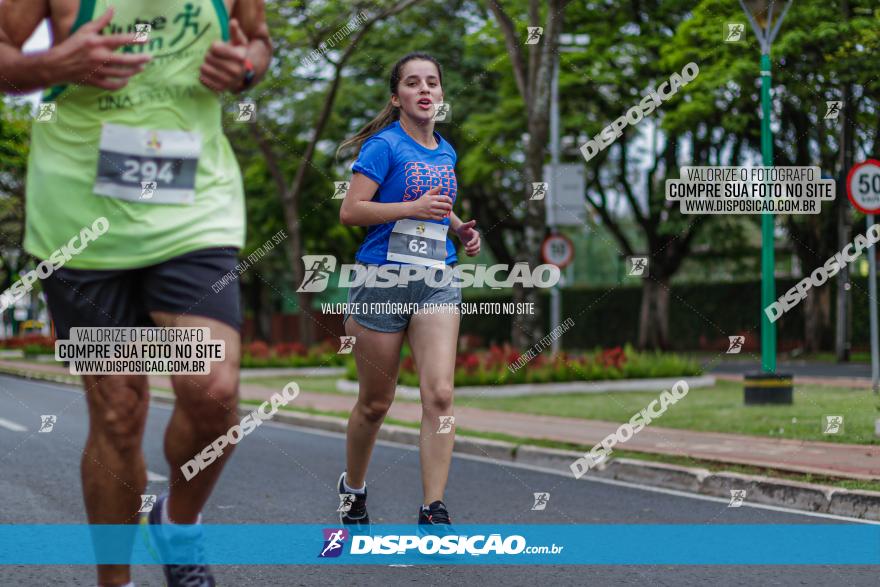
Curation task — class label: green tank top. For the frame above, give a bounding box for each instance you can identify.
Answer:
[24,0,245,270]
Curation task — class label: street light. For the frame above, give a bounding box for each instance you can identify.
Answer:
[738,0,792,374]
[738,1,795,405]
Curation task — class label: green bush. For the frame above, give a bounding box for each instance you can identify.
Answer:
[22,343,54,356]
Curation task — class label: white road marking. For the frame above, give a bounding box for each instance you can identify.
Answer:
[14,375,880,525]
[0,417,27,432]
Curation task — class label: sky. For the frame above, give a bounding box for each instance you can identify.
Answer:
[19,19,51,106]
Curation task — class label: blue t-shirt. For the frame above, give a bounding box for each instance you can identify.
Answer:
[351,120,458,265]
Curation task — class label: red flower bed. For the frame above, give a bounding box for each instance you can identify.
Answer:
[241,339,346,367]
[598,346,625,369]
[273,342,308,357]
[399,343,629,386]
[355,343,700,386]
[244,340,271,358]
[0,335,56,349]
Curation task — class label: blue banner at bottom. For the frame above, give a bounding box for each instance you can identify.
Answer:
[0,524,878,565]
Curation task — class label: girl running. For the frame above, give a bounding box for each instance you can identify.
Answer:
[334,52,480,527]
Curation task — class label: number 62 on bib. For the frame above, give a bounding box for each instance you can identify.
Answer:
[386,219,449,268]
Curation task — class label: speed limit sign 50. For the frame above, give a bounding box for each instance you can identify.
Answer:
[541,234,574,268]
[847,159,880,214]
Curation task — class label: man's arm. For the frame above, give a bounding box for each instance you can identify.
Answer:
[0,2,149,95]
[0,0,54,93]
[199,0,272,93]
[232,0,271,89]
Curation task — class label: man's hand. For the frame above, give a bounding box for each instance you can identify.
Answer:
[455,219,481,257]
[199,19,250,92]
[48,8,151,91]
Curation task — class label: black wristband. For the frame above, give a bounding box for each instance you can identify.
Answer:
[240,58,256,91]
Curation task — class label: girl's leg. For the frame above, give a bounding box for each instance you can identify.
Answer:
[406,310,460,504]
[344,316,406,488]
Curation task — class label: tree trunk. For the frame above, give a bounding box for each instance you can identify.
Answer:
[835,0,854,362]
[803,286,832,352]
[486,0,566,349]
[259,281,273,343]
[512,128,547,350]
[247,277,273,342]
[248,278,263,341]
[638,277,670,350]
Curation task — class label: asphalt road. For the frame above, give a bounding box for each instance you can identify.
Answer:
[709,358,873,379]
[0,374,877,586]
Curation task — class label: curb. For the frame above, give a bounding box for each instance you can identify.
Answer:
[3,366,879,521]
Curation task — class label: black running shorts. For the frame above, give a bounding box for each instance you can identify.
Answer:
[41,247,242,339]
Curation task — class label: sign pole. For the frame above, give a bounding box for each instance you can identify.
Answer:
[541,233,574,352]
[546,40,587,355]
[868,214,879,394]
[846,159,880,396]
[549,54,561,355]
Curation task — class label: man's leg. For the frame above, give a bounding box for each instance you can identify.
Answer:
[80,373,150,587]
[150,312,240,523]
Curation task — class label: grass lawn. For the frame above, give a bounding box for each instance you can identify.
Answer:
[247,375,343,395]
[455,379,880,445]
[248,375,880,445]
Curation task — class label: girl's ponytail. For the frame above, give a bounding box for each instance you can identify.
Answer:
[335,101,399,161]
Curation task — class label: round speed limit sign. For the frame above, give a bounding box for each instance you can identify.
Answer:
[541,234,574,268]
[847,159,880,214]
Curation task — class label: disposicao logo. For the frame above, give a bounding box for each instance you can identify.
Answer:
[318,528,349,558]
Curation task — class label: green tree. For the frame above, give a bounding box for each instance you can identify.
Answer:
[249,0,426,345]
[672,0,880,351]
[0,100,29,290]
[484,0,574,348]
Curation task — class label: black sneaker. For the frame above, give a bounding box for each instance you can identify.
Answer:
[142,495,215,587]
[337,471,370,526]
[418,500,452,526]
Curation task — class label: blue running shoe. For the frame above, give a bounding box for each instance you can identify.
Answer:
[142,495,215,587]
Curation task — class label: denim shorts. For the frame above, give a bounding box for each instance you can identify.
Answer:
[342,263,462,333]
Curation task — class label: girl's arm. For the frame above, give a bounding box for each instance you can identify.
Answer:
[449,211,481,257]
[339,174,414,226]
[448,211,463,232]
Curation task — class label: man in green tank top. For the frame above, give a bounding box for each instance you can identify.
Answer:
[0,1,271,586]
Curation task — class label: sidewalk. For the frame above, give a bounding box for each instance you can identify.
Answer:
[5,359,880,481]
